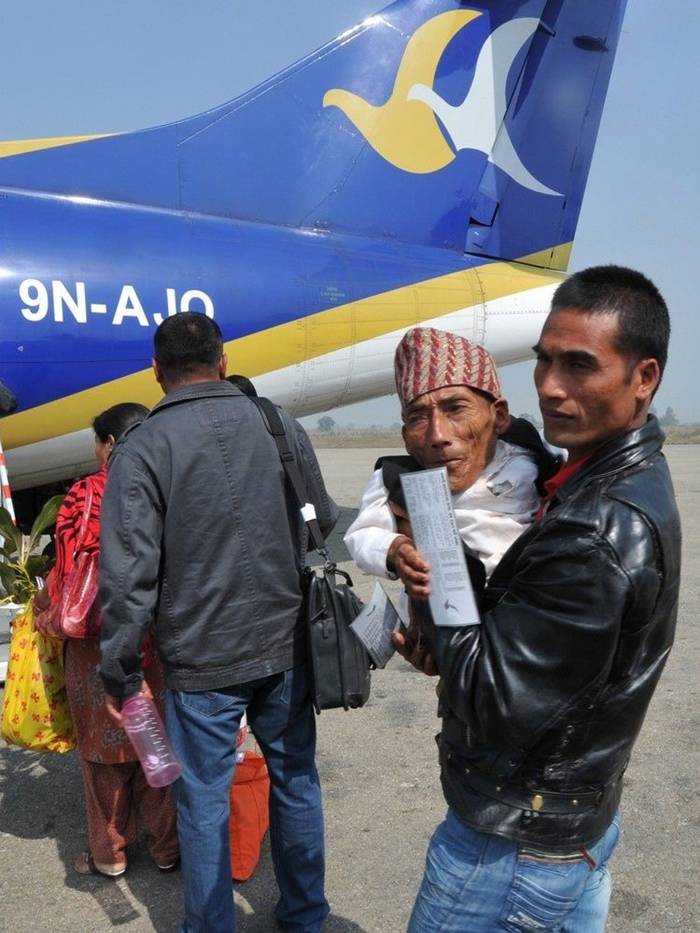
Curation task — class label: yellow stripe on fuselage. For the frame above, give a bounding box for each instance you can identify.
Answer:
[0,250,567,451]
[0,134,114,160]
[520,243,572,272]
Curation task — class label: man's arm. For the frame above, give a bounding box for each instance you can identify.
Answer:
[99,448,164,701]
[424,524,633,750]
[343,468,409,577]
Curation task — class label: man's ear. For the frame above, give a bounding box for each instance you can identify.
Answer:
[152,358,165,387]
[218,353,228,380]
[634,358,661,402]
[493,398,511,435]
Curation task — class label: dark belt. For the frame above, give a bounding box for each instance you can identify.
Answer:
[441,746,618,815]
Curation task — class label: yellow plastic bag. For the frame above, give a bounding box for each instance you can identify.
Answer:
[1,605,75,752]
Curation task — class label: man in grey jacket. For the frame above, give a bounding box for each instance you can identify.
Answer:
[99,312,337,933]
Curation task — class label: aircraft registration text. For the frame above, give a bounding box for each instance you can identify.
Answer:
[19,279,215,327]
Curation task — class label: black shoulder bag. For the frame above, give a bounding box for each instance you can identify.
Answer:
[251,396,371,713]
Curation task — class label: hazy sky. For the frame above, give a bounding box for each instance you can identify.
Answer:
[2,1,697,426]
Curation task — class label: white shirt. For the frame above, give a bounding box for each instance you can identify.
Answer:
[344,440,540,580]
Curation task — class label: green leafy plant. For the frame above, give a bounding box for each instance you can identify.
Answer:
[0,497,64,604]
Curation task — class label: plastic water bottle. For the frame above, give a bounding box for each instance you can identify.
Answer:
[121,694,182,787]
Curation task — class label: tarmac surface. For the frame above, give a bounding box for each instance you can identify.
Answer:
[0,444,697,932]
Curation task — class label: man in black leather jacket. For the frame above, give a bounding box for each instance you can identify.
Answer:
[99,313,337,933]
[399,266,680,933]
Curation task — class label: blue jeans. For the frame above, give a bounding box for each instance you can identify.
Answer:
[408,809,621,932]
[165,665,329,933]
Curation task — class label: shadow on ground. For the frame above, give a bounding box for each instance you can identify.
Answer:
[0,740,365,931]
[0,743,184,929]
[233,842,367,932]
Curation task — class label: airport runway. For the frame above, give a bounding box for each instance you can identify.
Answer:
[0,445,697,932]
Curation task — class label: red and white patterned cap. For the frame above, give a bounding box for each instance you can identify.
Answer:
[394,327,502,408]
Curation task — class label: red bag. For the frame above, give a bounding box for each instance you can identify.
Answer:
[36,479,101,639]
[229,750,270,881]
[59,552,100,638]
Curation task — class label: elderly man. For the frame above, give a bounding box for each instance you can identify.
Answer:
[399,266,680,933]
[345,328,556,604]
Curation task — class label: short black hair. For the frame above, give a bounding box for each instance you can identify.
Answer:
[153,312,223,381]
[551,265,670,379]
[226,374,258,397]
[93,402,149,442]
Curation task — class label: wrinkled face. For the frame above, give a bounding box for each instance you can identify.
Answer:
[402,385,508,493]
[534,308,659,462]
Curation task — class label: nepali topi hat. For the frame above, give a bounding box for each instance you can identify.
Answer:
[394,326,502,409]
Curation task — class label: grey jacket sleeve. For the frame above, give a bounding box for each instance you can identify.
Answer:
[291,417,339,539]
[98,447,164,699]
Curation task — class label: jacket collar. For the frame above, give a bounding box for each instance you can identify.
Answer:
[554,415,665,503]
[148,380,243,416]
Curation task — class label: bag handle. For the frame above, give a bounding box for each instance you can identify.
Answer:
[250,397,335,571]
[73,476,94,558]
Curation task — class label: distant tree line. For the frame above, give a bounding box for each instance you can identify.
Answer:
[317,415,337,433]
[658,406,678,427]
[314,405,688,434]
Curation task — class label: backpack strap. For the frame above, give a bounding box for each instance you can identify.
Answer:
[250,396,333,567]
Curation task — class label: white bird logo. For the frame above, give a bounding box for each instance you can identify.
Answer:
[324,12,560,196]
[408,17,561,196]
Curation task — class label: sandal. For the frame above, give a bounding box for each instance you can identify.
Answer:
[74,851,127,879]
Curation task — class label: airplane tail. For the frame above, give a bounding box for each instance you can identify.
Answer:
[0,0,627,270]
